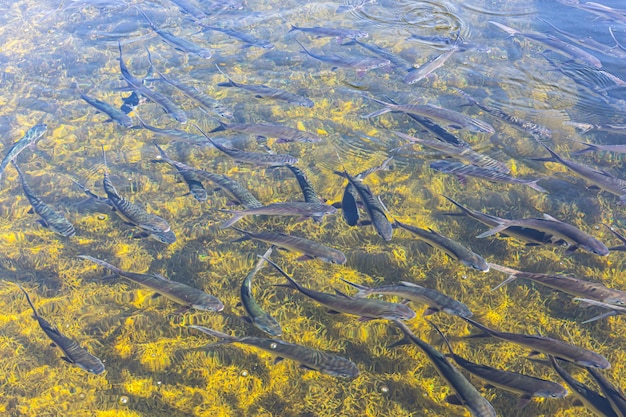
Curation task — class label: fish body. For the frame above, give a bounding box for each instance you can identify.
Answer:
[220,202,336,229]
[19,285,105,375]
[79,91,133,128]
[189,326,359,378]
[0,123,47,185]
[540,18,626,59]
[152,142,207,202]
[211,122,321,143]
[202,25,274,49]
[587,368,626,417]
[289,25,368,42]
[217,74,314,107]
[13,162,76,237]
[295,38,390,72]
[394,219,489,272]
[79,255,224,311]
[404,47,458,84]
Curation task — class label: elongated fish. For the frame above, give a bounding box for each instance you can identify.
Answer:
[394,219,489,272]
[231,227,346,264]
[188,325,359,378]
[240,247,282,336]
[587,368,626,417]
[12,162,76,237]
[0,123,47,185]
[462,317,611,369]
[18,285,105,375]
[201,25,274,49]
[295,38,390,74]
[403,46,458,85]
[78,89,133,128]
[430,160,546,193]
[79,255,224,312]
[182,167,262,209]
[220,202,336,229]
[289,25,368,43]
[152,142,207,202]
[210,121,321,143]
[341,279,473,318]
[265,257,415,321]
[362,97,494,134]
[390,320,497,417]
[476,213,609,256]
[431,322,567,408]
[285,165,324,221]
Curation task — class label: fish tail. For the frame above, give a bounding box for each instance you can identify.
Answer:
[288,25,299,33]
[252,247,273,272]
[361,108,391,119]
[571,142,597,155]
[135,6,155,29]
[188,325,238,342]
[219,213,244,229]
[476,221,510,238]
[262,256,302,291]
[152,141,168,160]
[427,321,455,355]
[489,21,519,37]
[209,121,228,133]
[294,37,311,56]
[17,284,39,318]
[78,255,124,276]
[526,179,547,193]
[339,278,372,297]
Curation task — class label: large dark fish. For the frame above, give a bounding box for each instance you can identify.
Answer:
[79,255,224,312]
[78,89,133,128]
[188,325,359,378]
[210,121,321,143]
[342,279,473,318]
[390,320,497,417]
[587,368,626,417]
[231,227,346,264]
[462,317,611,369]
[18,285,105,375]
[12,162,76,237]
[265,257,415,321]
[201,25,274,49]
[295,38,390,74]
[240,247,282,337]
[152,142,207,202]
[220,202,337,229]
[289,25,368,43]
[394,219,489,272]
[0,123,47,185]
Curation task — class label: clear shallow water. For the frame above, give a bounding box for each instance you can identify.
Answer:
[0,0,625,416]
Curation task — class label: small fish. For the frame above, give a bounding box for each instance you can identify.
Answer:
[78,89,133,128]
[201,25,274,49]
[0,123,47,185]
[295,38,390,74]
[462,317,611,369]
[587,367,626,417]
[79,255,224,312]
[390,320,497,417]
[18,285,105,375]
[341,279,473,318]
[231,227,347,264]
[476,212,609,256]
[430,160,546,193]
[188,325,359,378]
[285,165,324,222]
[240,247,282,337]
[289,25,368,43]
[12,162,76,237]
[210,121,321,143]
[403,46,458,85]
[152,142,207,202]
[219,202,337,229]
[265,257,415,321]
[431,322,568,409]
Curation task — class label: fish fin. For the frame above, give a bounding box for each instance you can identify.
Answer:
[542,213,559,221]
[357,316,375,322]
[326,309,341,314]
[517,395,532,409]
[564,245,579,255]
[455,175,467,185]
[524,243,541,247]
[36,219,49,228]
[476,223,509,238]
[587,185,601,190]
[273,357,284,364]
[400,299,411,305]
[361,108,391,119]
[464,332,490,339]
[387,337,411,348]
[422,307,439,316]
[527,179,547,193]
[582,311,618,324]
[50,342,57,348]
[27,207,34,214]
[357,220,372,226]
[333,289,353,298]
[255,95,263,99]
[529,156,557,162]
[484,384,496,389]
[240,316,252,324]
[60,356,73,364]
[299,364,316,371]
[217,81,235,88]
[491,275,518,291]
[151,293,162,299]
[444,395,464,406]
[231,236,251,243]
[295,255,315,261]
[340,279,370,296]
[331,201,343,209]
[174,306,191,315]
[527,351,542,357]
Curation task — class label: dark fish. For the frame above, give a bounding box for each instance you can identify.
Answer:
[430,160,547,193]
[0,123,47,185]
[152,142,207,202]
[341,182,360,226]
[342,279,473,318]
[431,322,568,409]
[403,46,458,85]
[220,202,337,229]
[18,285,105,375]
[289,25,368,43]
[12,162,76,237]
[188,325,359,378]
[390,320,497,417]
[295,38,390,74]
[78,89,133,128]
[210,121,321,143]
[462,317,611,369]
[240,247,282,337]
[587,368,626,417]
[265,257,415,321]
[169,0,207,20]
[79,255,224,312]
[231,227,346,264]
[394,219,489,272]
[201,25,274,49]
[362,97,494,134]
[285,165,324,222]
[120,91,140,114]
[476,212,609,256]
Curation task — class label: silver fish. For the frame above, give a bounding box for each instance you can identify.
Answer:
[169,0,207,20]
[182,167,262,209]
[220,202,337,229]
[0,123,47,185]
[573,141,626,156]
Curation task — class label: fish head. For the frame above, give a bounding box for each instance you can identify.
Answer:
[390,305,417,321]
[325,253,347,265]
[298,98,315,108]
[326,363,360,379]
[462,258,490,272]
[429,160,453,173]
[150,230,177,244]
[584,244,610,256]
[536,385,568,399]
[194,296,225,312]
[76,360,106,375]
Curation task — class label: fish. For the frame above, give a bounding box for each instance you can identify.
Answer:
[188,325,359,378]
[361,96,494,134]
[403,46,458,85]
[181,166,262,209]
[390,320,497,417]
[240,247,282,337]
[341,182,360,226]
[231,227,347,264]
[549,355,619,417]
[573,141,626,156]
[392,131,509,173]
[136,119,224,144]
[539,18,626,59]
[431,321,568,409]
[138,8,213,58]
[461,317,611,369]
[341,279,473,318]
[201,25,274,49]
[295,38,390,74]
[604,224,626,251]
[219,202,337,229]
[12,162,76,237]
[118,42,187,123]
[534,141,626,202]
[210,121,321,143]
[289,25,368,43]
[285,165,324,222]
[394,219,489,272]
[430,160,547,193]
[0,123,47,185]
[343,39,413,71]
[79,255,224,312]
[489,263,626,305]
[577,2,626,24]
[78,89,133,128]
[18,285,105,375]
[152,142,207,202]
[574,298,626,323]
[216,66,314,107]
[587,368,626,417]
[475,213,609,256]
[265,257,415,321]
[169,0,207,20]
